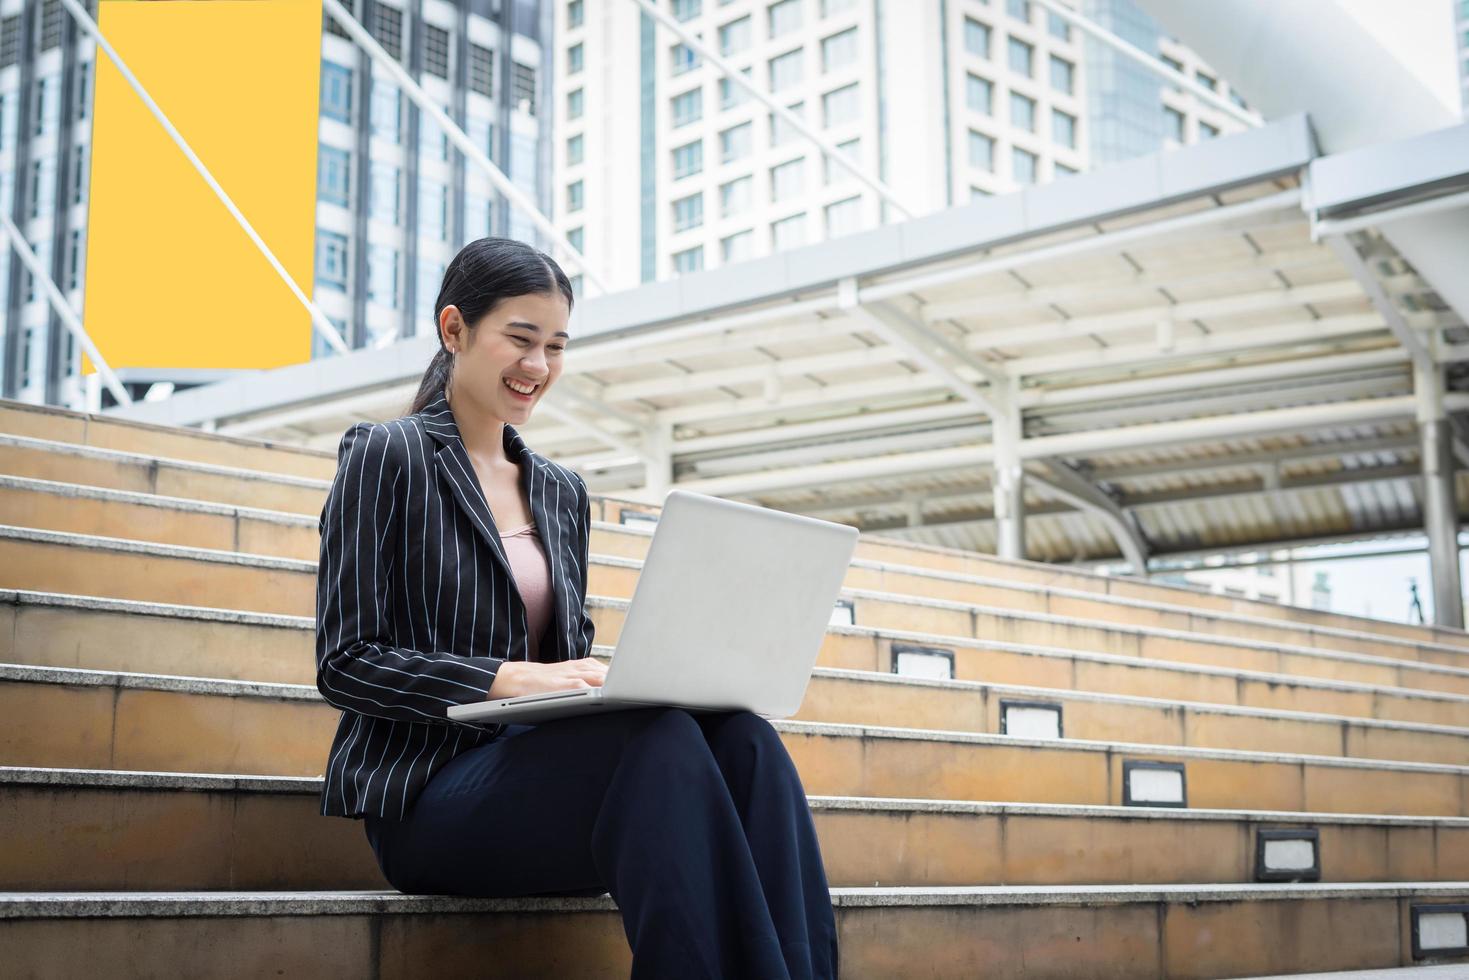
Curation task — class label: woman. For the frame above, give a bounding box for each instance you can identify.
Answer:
[315,237,839,979]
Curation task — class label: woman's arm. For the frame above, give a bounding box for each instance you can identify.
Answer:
[315,422,507,723]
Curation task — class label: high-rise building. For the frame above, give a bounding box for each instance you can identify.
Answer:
[555,0,1249,294]
[0,0,555,408]
[1457,0,1469,116]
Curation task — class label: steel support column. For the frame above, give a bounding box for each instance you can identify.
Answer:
[992,385,1025,561]
[1416,360,1464,628]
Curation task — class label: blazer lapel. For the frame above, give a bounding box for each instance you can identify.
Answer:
[419,389,514,578]
[417,389,567,659]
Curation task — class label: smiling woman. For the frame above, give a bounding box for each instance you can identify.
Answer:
[318,236,838,977]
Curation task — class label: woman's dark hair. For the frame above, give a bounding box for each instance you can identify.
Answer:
[408,237,576,415]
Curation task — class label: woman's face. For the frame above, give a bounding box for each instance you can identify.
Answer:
[442,291,570,427]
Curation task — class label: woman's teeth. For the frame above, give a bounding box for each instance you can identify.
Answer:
[504,378,538,395]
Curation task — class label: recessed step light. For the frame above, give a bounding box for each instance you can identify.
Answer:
[1122,760,1187,807]
[1254,828,1320,882]
[1000,699,1063,739]
[1412,904,1469,959]
[891,643,954,680]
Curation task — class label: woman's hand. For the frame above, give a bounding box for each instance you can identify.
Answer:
[486,658,608,699]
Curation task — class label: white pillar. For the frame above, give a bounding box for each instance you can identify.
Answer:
[643,420,673,503]
[992,391,1025,561]
[1415,361,1464,628]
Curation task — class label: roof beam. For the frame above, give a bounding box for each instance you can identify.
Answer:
[1030,460,1150,573]
[1324,232,1434,369]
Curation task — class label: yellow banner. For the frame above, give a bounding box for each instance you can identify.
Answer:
[83,0,323,374]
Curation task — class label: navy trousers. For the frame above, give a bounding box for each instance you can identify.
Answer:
[363,707,839,979]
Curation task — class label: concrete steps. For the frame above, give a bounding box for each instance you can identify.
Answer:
[7,524,1469,700]
[4,766,1467,891]
[7,590,1469,730]
[7,466,1469,672]
[5,664,1468,815]
[2,884,1468,978]
[8,398,1469,976]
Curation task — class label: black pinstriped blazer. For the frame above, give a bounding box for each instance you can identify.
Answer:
[315,386,596,820]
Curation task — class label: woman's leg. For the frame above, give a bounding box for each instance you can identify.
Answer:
[362,707,796,979]
[692,710,839,980]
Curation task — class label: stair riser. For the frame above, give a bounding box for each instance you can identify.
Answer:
[0,485,319,561]
[3,895,1465,979]
[0,405,336,480]
[4,684,1465,815]
[4,784,1467,890]
[7,601,1467,729]
[0,445,326,514]
[7,539,1465,697]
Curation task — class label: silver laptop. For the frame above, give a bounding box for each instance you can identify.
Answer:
[445,489,859,726]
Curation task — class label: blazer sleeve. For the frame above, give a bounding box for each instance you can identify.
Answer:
[574,473,598,658]
[316,422,506,723]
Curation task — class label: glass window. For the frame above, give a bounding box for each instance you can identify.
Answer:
[0,16,19,70]
[720,175,752,217]
[768,0,803,37]
[369,1,403,60]
[673,245,704,273]
[1049,55,1074,94]
[721,229,754,263]
[769,47,804,91]
[672,87,703,127]
[567,227,585,252]
[673,0,702,21]
[821,0,857,14]
[28,157,55,220]
[419,179,447,240]
[467,113,495,160]
[320,61,353,124]
[823,137,859,183]
[771,212,805,250]
[567,179,584,212]
[512,62,537,114]
[825,195,861,238]
[1009,91,1035,131]
[567,133,585,166]
[419,108,450,162]
[673,191,704,231]
[317,145,351,206]
[370,162,400,224]
[720,121,753,163]
[464,193,493,238]
[821,27,859,72]
[1199,120,1219,139]
[968,129,994,171]
[966,73,993,113]
[1007,37,1033,76]
[316,230,350,291]
[720,15,752,55]
[721,68,755,108]
[469,44,495,98]
[1055,162,1078,177]
[568,0,584,28]
[822,83,860,127]
[371,81,401,144]
[1161,54,1184,76]
[671,42,700,75]
[672,138,703,178]
[1164,105,1185,141]
[770,156,804,202]
[567,88,584,119]
[71,145,86,205]
[568,42,584,74]
[33,74,60,137]
[416,257,445,325]
[1052,108,1076,148]
[1195,70,1218,91]
[769,100,805,146]
[367,244,399,309]
[422,24,450,79]
[1012,146,1037,184]
[1046,10,1070,40]
[1006,0,1030,22]
[963,17,990,58]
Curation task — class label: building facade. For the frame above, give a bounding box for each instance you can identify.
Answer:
[0,0,555,408]
[554,0,1249,294]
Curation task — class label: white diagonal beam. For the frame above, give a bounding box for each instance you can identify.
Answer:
[1,212,132,406]
[1324,232,1433,369]
[625,0,917,220]
[321,0,607,294]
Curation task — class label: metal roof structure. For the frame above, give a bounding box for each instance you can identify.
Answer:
[111,114,1469,575]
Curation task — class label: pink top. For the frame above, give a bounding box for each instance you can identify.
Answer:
[499,521,554,661]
